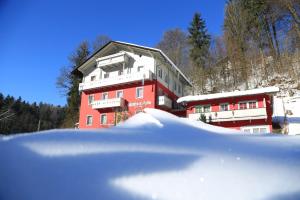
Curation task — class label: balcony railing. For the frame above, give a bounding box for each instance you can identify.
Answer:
[92,98,125,109]
[96,52,129,68]
[158,96,172,109]
[79,71,153,91]
[188,108,267,122]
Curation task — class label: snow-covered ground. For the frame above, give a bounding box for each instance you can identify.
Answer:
[273,95,300,135]
[1,108,300,200]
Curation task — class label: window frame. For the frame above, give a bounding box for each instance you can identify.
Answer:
[248,101,258,109]
[100,114,107,125]
[116,90,123,98]
[102,92,109,100]
[137,66,144,72]
[86,115,93,126]
[220,103,229,111]
[104,73,109,79]
[238,101,248,110]
[203,105,211,113]
[88,94,94,105]
[158,67,163,78]
[195,105,211,113]
[90,75,96,81]
[136,87,144,99]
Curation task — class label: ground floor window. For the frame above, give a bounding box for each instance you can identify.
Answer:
[86,115,93,126]
[100,114,107,124]
[241,125,269,134]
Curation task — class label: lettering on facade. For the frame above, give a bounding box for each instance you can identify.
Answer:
[128,101,151,107]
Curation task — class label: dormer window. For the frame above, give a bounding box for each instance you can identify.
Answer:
[137,66,144,72]
[104,73,109,79]
[91,76,96,81]
[164,74,169,83]
[157,67,162,78]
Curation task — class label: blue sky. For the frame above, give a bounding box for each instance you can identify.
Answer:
[0,0,226,106]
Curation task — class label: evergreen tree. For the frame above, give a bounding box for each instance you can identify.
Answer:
[187,12,211,93]
[58,41,90,127]
[188,12,211,68]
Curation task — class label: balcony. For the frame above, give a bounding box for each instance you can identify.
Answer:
[92,98,125,109]
[158,96,172,109]
[79,70,153,91]
[188,108,267,122]
[96,52,130,68]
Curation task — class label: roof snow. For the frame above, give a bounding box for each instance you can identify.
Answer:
[177,86,280,103]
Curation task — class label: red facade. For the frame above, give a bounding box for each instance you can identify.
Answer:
[185,94,274,133]
[79,80,179,129]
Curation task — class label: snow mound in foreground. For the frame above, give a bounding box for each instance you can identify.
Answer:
[0,108,300,200]
[118,111,163,128]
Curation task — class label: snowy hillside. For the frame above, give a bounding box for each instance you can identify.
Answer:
[273,95,300,135]
[1,109,300,200]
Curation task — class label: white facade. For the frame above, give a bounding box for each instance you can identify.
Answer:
[77,41,191,97]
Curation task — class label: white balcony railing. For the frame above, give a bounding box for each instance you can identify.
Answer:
[188,108,267,122]
[92,98,125,109]
[79,71,153,91]
[96,52,129,68]
[158,96,172,109]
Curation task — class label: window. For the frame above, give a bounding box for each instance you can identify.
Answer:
[239,102,247,110]
[195,106,202,113]
[88,95,94,105]
[118,70,123,76]
[260,128,267,133]
[220,103,229,111]
[158,67,162,78]
[195,105,211,113]
[203,105,211,113]
[100,114,107,125]
[86,116,93,126]
[91,76,96,81]
[102,92,108,100]
[243,128,251,133]
[136,87,144,98]
[116,90,123,98]
[104,73,109,78]
[178,84,181,93]
[173,81,177,91]
[164,74,169,83]
[253,128,260,133]
[241,126,269,134]
[249,101,257,109]
[137,66,144,72]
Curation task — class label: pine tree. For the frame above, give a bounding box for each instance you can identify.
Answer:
[188,12,211,93]
[64,42,90,127]
[188,12,211,69]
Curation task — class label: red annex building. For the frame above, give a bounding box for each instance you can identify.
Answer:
[177,87,279,133]
[75,41,192,128]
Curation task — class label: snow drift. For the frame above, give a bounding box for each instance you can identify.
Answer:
[0,108,300,200]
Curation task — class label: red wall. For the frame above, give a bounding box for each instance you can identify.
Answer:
[79,81,156,129]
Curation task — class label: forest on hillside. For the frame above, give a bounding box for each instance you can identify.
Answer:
[0,93,65,134]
